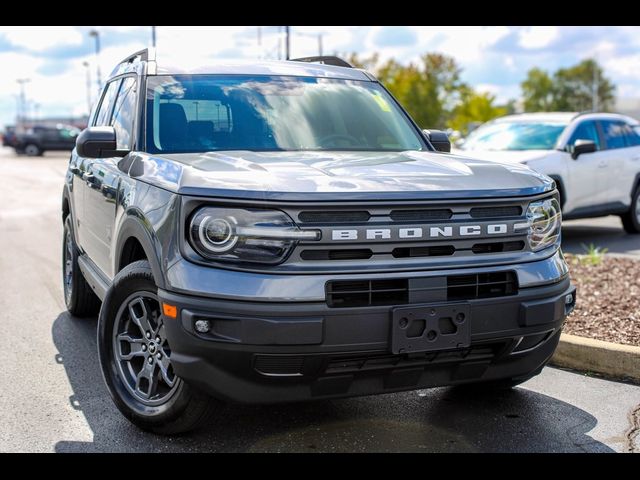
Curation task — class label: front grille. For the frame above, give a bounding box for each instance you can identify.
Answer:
[470,206,522,218]
[326,271,517,307]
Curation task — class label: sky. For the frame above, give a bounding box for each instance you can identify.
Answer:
[2,25,640,127]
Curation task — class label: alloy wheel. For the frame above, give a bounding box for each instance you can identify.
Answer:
[112,292,180,406]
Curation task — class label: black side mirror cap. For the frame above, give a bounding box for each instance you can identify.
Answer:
[570,139,597,160]
[75,126,129,158]
[423,129,451,153]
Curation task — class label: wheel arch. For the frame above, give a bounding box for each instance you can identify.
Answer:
[114,213,167,289]
[547,174,566,209]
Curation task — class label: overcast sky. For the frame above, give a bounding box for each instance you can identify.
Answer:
[2,26,640,127]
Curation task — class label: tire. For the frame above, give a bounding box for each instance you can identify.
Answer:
[63,215,101,317]
[97,260,216,434]
[621,185,640,234]
[24,143,42,156]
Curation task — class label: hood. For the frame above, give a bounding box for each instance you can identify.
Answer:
[451,148,551,165]
[128,150,553,201]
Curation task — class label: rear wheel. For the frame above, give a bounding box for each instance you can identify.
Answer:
[98,260,217,434]
[621,186,640,234]
[24,143,42,156]
[63,215,100,317]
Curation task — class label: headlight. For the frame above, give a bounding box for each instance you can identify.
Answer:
[188,207,320,264]
[515,197,562,252]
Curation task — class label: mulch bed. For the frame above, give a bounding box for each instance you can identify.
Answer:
[564,254,640,347]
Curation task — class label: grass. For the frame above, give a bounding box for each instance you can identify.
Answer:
[575,243,609,267]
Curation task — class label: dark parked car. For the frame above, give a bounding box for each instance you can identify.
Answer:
[62,50,576,434]
[15,124,80,156]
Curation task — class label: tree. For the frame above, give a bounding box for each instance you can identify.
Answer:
[448,89,508,135]
[347,52,464,129]
[520,59,616,112]
[553,59,615,112]
[521,68,555,112]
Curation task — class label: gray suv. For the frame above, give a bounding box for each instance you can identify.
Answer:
[62,49,575,434]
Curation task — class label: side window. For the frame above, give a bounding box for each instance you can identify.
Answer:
[622,123,640,147]
[568,121,600,149]
[601,120,627,150]
[94,80,121,127]
[111,77,137,150]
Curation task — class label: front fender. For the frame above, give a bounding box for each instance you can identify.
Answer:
[113,212,167,290]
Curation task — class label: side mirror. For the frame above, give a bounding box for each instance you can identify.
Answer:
[75,126,128,158]
[570,139,597,160]
[423,129,451,153]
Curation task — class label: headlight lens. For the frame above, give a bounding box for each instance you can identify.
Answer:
[516,197,562,251]
[188,207,320,264]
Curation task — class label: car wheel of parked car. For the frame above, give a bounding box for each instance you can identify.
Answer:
[621,186,640,234]
[63,215,101,317]
[97,260,217,435]
[24,143,42,156]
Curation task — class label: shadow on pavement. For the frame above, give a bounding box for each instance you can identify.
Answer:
[51,311,614,452]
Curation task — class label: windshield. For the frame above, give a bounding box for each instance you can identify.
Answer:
[461,121,567,151]
[145,75,425,154]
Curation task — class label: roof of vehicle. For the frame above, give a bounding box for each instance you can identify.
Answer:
[155,59,372,81]
[490,111,639,125]
[108,49,373,82]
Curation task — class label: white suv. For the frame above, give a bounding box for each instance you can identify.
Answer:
[456,112,640,233]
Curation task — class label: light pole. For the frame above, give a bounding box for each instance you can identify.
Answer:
[82,61,92,115]
[89,29,102,91]
[16,78,30,127]
[285,26,291,60]
[151,26,156,48]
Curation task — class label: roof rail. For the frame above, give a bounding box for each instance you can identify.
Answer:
[290,56,353,68]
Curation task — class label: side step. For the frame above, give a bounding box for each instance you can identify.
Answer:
[77,254,110,301]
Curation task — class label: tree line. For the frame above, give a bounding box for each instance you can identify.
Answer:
[347,53,616,135]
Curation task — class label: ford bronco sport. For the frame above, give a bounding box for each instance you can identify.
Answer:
[62,50,576,434]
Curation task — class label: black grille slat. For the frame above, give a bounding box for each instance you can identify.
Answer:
[326,272,517,308]
[298,211,370,223]
[471,241,525,254]
[392,245,456,258]
[470,206,522,218]
[390,209,452,221]
[301,249,373,261]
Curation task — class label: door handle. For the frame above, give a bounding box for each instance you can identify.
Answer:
[82,173,95,183]
[598,161,607,168]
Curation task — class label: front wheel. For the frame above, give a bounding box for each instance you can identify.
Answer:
[24,143,42,156]
[621,186,640,234]
[97,260,216,434]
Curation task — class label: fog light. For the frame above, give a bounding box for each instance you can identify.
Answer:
[565,294,573,305]
[194,319,211,333]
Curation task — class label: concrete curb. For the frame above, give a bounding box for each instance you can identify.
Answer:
[552,333,640,383]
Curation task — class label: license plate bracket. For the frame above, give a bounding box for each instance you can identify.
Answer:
[391,303,471,354]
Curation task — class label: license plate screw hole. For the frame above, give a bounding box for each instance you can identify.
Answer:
[426,330,437,341]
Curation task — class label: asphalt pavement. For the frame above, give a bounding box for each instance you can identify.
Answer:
[0,147,638,453]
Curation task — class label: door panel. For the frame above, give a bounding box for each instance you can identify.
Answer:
[563,120,609,213]
[83,158,121,276]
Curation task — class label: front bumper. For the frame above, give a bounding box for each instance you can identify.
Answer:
[159,274,575,404]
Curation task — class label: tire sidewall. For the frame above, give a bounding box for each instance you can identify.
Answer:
[25,144,41,156]
[97,264,192,427]
[62,216,81,311]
